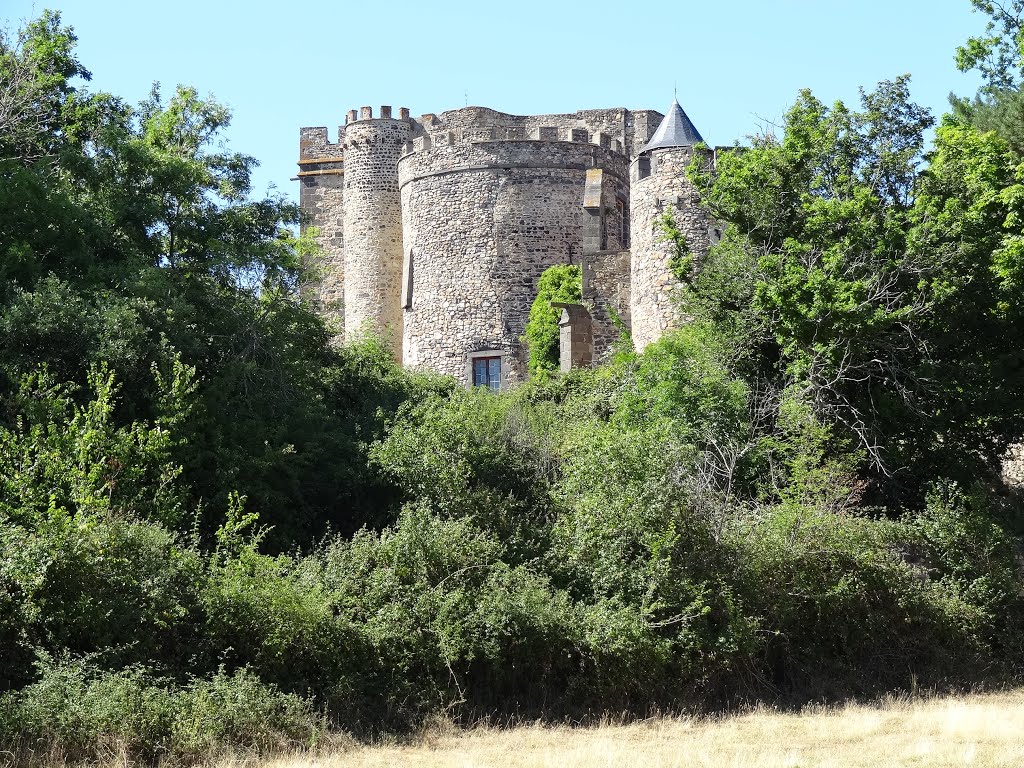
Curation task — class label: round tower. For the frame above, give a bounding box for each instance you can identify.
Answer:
[341,105,412,357]
[630,99,714,352]
[398,135,628,384]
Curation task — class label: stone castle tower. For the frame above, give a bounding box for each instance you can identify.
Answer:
[297,99,719,386]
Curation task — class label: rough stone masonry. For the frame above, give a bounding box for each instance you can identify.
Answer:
[297,100,722,387]
[296,98,1024,487]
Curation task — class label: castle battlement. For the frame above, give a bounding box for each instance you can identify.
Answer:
[403,128,624,158]
[299,99,715,384]
[397,137,629,189]
[298,126,344,162]
[344,105,413,124]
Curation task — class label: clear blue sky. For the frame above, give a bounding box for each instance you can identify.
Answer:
[4,0,987,202]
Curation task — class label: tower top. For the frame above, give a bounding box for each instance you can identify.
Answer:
[639,99,704,152]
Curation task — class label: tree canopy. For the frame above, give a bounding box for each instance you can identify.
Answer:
[3,6,1024,764]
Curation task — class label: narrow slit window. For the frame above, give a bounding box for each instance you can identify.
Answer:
[402,248,414,309]
[617,198,628,248]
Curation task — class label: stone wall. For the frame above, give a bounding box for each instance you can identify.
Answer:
[629,145,714,351]
[582,249,631,361]
[298,127,345,329]
[398,138,628,382]
[298,102,714,382]
[340,109,412,357]
[419,106,663,159]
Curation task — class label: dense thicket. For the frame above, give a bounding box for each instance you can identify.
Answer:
[2,7,1024,766]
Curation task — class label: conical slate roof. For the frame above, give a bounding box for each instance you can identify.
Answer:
[639,99,704,152]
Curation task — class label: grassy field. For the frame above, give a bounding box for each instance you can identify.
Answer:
[235,690,1024,768]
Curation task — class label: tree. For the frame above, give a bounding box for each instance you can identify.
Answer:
[687,77,1024,500]
[0,12,442,546]
[952,1,1024,159]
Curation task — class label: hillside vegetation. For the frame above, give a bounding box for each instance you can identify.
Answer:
[3,4,1024,765]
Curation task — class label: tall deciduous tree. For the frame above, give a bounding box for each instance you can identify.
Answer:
[0,12,439,546]
[952,1,1024,158]
[688,77,1024,500]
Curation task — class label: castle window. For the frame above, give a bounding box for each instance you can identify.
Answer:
[617,198,628,248]
[638,155,651,180]
[402,248,414,309]
[472,356,502,391]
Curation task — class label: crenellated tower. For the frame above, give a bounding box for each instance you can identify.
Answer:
[340,105,413,357]
[397,129,629,382]
[298,99,720,386]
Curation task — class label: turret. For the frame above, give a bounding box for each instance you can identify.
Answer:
[629,98,714,351]
[341,105,413,358]
[297,125,346,328]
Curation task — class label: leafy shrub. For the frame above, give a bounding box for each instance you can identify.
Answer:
[0,514,205,690]
[0,659,324,764]
[314,504,682,721]
[730,505,993,696]
[0,363,193,528]
[371,388,561,561]
[199,511,362,702]
[523,264,582,377]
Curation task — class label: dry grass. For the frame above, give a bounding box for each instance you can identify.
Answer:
[236,689,1024,768]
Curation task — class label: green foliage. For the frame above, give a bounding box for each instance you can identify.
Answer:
[685,76,1024,498]
[523,264,582,377]
[0,660,324,764]
[2,8,1024,761]
[371,387,560,560]
[657,206,694,282]
[0,362,193,527]
[0,10,451,547]
[955,0,1024,92]
[914,482,1024,648]
[731,506,992,695]
[0,514,205,690]
[201,517,360,701]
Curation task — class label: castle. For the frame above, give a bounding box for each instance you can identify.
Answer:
[297,100,722,388]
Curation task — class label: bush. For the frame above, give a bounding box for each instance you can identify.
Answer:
[0,659,324,764]
[730,505,993,696]
[199,516,361,704]
[371,388,561,561]
[523,264,582,377]
[313,504,678,721]
[0,514,204,690]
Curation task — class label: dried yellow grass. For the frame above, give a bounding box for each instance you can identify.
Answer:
[240,689,1024,768]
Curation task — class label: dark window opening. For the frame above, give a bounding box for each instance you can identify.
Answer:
[617,198,628,248]
[473,356,502,391]
[403,249,414,309]
[638,156,651,179]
